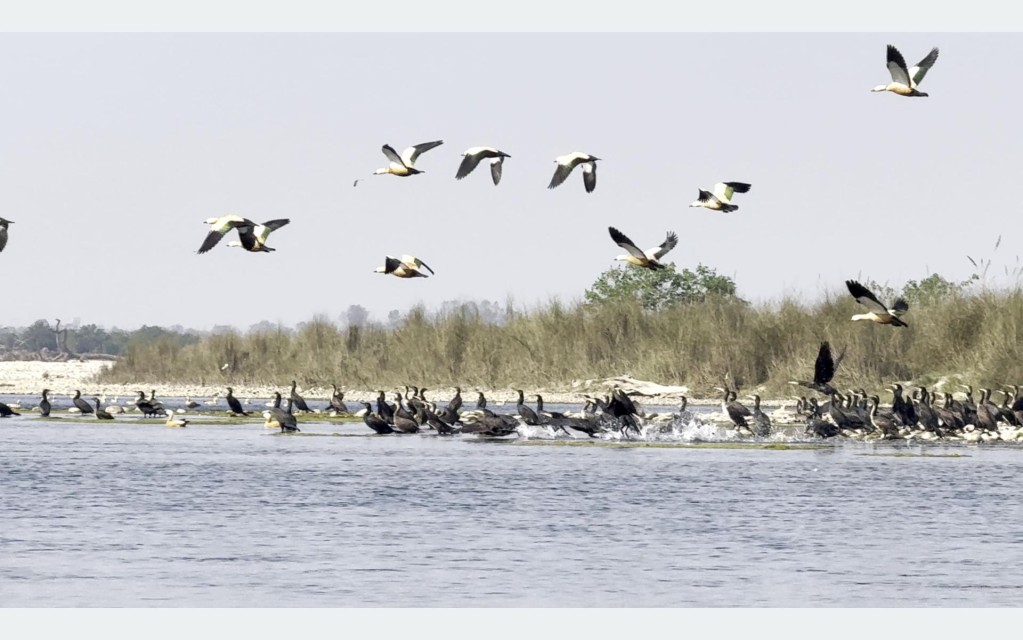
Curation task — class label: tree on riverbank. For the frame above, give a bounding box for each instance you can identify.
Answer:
[584,263,740,311]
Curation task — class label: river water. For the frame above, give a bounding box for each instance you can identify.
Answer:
[1,406,1021,607]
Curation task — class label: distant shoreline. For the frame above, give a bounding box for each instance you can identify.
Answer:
[0,360,756,408]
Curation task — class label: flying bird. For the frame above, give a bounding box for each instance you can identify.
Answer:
[0,218,12,253]
[548,152,599,193]
[608,226,678,270]
[846,279,910,327]
[790,341,845,396]
[374,255,434,279]
[689,182,751,212]
[871,44,939,97]
[197,215,249,254]
[226,219,291,253]
[456,147,511,185]
[372,140,444,177]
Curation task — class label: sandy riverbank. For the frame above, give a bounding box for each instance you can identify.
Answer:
[0,360,797,409]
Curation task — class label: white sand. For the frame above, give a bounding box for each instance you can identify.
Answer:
[0,360,113,396]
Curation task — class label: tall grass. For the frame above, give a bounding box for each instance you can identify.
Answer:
[98,288,1023,398]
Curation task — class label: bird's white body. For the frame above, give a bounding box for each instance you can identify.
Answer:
[851,312,886,323]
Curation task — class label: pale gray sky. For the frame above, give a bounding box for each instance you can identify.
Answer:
[1,31,1020,330]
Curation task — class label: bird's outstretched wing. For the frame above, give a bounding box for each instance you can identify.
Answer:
[832,344,847,373]
[608,227,646,260]
[197,217,248,254]
[254,219,289,243]
[455,153,483,180]
[651,231,678,259]
[582,162,597,193]
[490,157,504,186]
[885,44,911,86]
[197,229,228,254]
[910,47,939,87]
[548,163,574,189]
[714,182,751,202]
[401,254,434,275]
[814,341,836,385]
[694,189,718,206]
[846,279,889,314]
[402,140,444,167]
[261,218,290,232]
[381,144,405,167]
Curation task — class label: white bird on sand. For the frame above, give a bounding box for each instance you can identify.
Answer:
[455,147,511,185]
[372,140,444,177]
[166,412,189,428]
[374,255,434,279]
[548,152,599,193]
[608,227,678,270]
[690,182,752,213]
[871,44,939,97]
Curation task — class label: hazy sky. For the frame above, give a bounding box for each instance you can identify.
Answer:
[1,31,1020,330]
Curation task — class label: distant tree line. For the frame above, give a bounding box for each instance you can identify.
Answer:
[0,320,202,358]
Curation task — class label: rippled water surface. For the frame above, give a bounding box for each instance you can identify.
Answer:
[2,409,1022,607]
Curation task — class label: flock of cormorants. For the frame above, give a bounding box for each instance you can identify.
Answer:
[0,384,640,439]
[7,352,1023,444]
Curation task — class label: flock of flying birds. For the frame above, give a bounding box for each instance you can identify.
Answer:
[0,42,941,273]
[185,43,941,284]
[191,139,756,279]
[0,44,930,335]
[0,46,926,337]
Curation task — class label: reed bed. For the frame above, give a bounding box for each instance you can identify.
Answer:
[98,287,1023,399]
